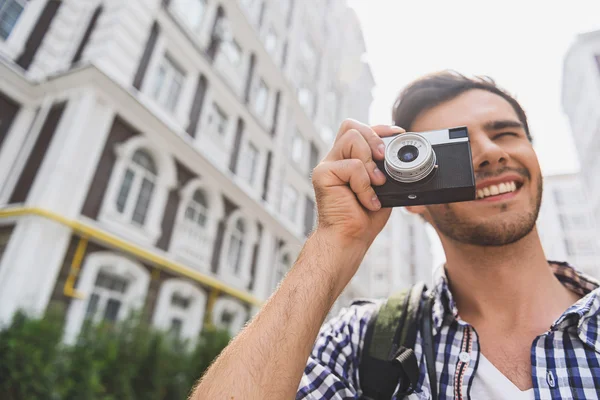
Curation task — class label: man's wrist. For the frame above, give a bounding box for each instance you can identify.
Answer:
[301,229,371,295]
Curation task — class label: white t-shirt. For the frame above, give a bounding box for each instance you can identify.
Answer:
[470,354,535,399]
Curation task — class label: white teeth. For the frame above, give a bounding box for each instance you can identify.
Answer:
[477,181,518,199]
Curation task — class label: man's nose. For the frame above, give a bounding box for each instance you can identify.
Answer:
[470,133,509,170]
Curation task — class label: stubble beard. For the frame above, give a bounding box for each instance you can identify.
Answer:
[429,173,543,247]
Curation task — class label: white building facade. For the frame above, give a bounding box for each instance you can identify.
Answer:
[562,30,600,242]
[537,174,599,277]
[0,0,374,340]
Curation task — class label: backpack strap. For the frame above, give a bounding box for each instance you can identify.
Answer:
[359,282,427,400]
[421,291,438,400]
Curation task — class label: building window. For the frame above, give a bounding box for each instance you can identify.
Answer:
[264,26,277,55]
[207,102,228,136]
[212,298,247,336]
[101,136,177,244]
[595,54,600,75]
[239,142,259,185]
[0,0,25,40]
[221,310,234,328]
[252,78,269,116]
[64,253,151,343]
[116,149,157,226]
[184,189,208,229]
[291,132,305,165]
[298,87,314,116]
[85,270,130,323]
[299,37,317,75]
[227,219,245,275]
[171,292,191,309]
[172,0,206,32]
[152,279,207,341]
[303,197,315,237]
[275,253,291,284]
[169,317,183,337]
[281,184,298,223]
[151,55,185,113]
[221,38,242,67]
[171,179,223,268]
[325,89,339,127]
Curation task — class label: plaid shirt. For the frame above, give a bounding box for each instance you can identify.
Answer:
[297,262,600,399]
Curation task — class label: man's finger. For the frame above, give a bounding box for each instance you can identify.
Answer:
[371,125,406,137]
[313,159,381,211]
[336,119,405,161]
[325,129,386,186]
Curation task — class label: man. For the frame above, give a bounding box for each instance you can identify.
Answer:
[191,71,600,399]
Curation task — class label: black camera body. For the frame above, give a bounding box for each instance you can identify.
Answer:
[374,126,476,207]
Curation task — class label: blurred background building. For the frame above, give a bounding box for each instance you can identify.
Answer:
[537,174,599,276]
[333,209,433,315]
[0,0,432,341]
[559,29,600,276]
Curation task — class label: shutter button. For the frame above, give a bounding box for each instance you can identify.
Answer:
[459,352,470,363]
[546,370,556,388]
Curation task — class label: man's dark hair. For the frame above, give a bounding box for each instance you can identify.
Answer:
[392,70,532,141]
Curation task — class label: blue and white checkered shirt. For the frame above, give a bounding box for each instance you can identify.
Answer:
[297,262,600,399]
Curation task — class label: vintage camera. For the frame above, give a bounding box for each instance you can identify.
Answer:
[374,126,476,207]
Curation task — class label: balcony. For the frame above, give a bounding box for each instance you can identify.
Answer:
[170,221,213,271]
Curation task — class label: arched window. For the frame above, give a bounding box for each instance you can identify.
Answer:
[152,279,206,341]
[115,149,157,226]
[184,189,208,229]
[85,268,131,323]
[171,179,224,270]
[212,298,247,336]
[227,219,245,275]
[219,211,258,288]
[99,136,176,245]
[64,252,150,343]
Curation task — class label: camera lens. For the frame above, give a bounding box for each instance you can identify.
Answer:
[398,145,419,163]
[384,133,437,183]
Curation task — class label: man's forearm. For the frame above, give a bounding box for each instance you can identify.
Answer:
[190,232,368,399]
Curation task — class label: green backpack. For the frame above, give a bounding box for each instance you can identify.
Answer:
[358,282,438,400]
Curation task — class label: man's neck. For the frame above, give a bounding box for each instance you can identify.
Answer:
[440,227,580,330]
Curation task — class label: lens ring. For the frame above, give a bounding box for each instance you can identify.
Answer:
[384,133,436,183]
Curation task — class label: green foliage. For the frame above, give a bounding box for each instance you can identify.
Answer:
[0,310,231,400]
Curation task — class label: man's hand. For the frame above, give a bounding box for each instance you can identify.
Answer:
[190,120,404,400]
[312,119,405,246]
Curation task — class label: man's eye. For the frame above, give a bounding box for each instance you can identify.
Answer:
[494,132,518,139]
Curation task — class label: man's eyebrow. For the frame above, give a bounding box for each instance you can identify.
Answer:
[483,120,524,131]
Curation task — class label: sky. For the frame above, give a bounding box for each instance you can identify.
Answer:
[346,0,600,266]
[347,0,600,177]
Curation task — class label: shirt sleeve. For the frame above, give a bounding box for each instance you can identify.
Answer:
[296,301,379,399]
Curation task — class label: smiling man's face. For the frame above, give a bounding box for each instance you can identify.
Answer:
[410,89,543,246]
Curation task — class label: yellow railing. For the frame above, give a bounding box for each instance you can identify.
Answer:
[0,207,262,306]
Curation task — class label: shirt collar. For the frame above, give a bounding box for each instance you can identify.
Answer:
[429,261,600,339]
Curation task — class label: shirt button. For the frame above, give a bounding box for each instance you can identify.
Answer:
[459,351,471,363]
[547,370,556,388]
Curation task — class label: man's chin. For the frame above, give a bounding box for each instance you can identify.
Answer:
[431,210,538,247]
